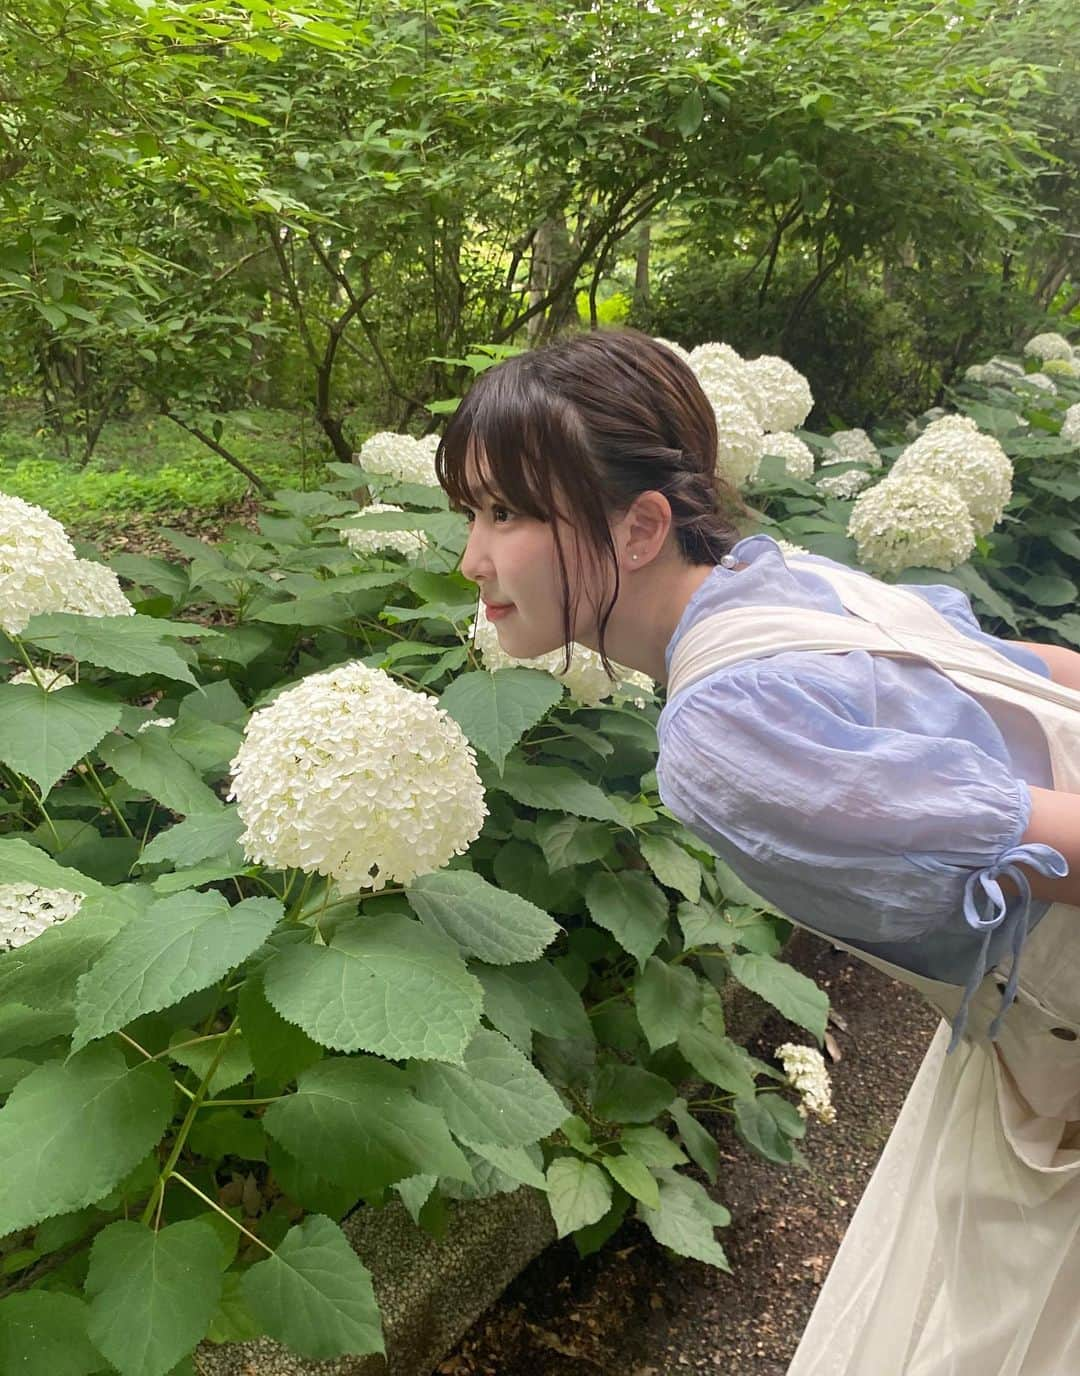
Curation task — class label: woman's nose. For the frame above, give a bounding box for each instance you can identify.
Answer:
[459,524,491,585]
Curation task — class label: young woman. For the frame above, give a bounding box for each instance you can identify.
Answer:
[434,326,1080,1376]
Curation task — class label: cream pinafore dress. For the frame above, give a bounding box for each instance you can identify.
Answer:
[666,559,1080,1376]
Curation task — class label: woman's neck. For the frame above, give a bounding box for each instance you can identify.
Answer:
[595,556,721,687]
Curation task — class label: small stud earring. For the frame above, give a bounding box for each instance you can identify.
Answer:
[631,554,638,561]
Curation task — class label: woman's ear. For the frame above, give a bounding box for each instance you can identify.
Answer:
[620,490,672,565]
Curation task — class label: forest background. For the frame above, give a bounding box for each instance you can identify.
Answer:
[1,0,1077,526]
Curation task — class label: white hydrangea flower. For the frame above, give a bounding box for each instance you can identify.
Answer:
[816,466,872,500]
[827,428,881,468]
[966,359,1030,389]
[1043,357,1080,379]
[776,1043,836,1124]
[688,341,757,410]
[888,414,1012,537]
[770,537,809,558]
[0,884,84,951]
[468,603,654,706]
[1061,403,1080,447]
[8,667,75,692]
[0,494,80,635]
[742,355,814,432]
[652,337,693,364]
[341,503,426,558]
[712,399,765,488]
[760,432,814,480]
[228,661,487,893]
[137,716,175,733]
[356,431,439,487]
[988,356,1025,378]
[848,473,975,575]
[1017,372,1058,395]
[60,559,134,618]
[1024,332,1074,363]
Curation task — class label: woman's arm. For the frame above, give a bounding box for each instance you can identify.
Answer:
[1020,785,1080,907]
[1016,640,1080,692]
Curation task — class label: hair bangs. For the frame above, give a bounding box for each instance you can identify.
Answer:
[436,364,582,525]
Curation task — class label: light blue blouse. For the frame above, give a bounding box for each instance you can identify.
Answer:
[656,534,1069,1046]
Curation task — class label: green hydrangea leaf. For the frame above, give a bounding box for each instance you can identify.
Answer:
[638,834,702,903]
[602,1151,660,1209]
[584,870,669,969]
[19,612,214,685]
[728,952,828,1043]
[406,868,559,966]
[241,1215,384,1359]
[262,913,482,1062]
[411,1027,567,1148]
[545,1156,612,1238]
[637,1169,731,1270]
[139,810,245,868]
[73,895,283,1053]
[0,684,121,798]
[0,1044,174,1235]
[439,668,563,770]
[98,729,222,815]
[263,1055,471,1195]
[475,960,592,1051]
[0,1292,104,1376]
[634,957,704,1051]
[84,1219,224,1376]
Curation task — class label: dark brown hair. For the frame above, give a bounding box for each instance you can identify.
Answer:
[435,326,750,676]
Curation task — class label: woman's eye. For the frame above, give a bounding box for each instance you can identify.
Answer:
[492,506,513,523]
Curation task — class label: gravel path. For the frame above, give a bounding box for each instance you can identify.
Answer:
[440,936,940,1375]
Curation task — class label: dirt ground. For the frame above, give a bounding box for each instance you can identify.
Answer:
[440,937,940,1376]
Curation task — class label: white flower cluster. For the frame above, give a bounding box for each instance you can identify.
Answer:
[775,1043,836,1124]
[1043,357,1080,379]
[341,503,426,559]
[228,661,487,893]
[355,431,440,487]
[888,414,1013,537]
[8,667,75,692]
[743,354,814,433]
[469,603,653,707]
[710,399,766,488]
[1024,332,1074,363]
[1062,403,1080,447]
[0,884,84,951]
[848,473,975,575]
[816,466,872,500]
[828,428,881,468]
[965,361,1020,387]
[0,494,133,635]
[771,537,809,559]
[761,432,814,480]
[687,341,758,412]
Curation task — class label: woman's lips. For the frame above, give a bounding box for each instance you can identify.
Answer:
[483,601,515,622]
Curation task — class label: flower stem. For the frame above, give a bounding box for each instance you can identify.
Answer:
[169,1171,275,1255]
[80,759,136,840]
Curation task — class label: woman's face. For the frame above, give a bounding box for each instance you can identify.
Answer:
[457,450,607,659]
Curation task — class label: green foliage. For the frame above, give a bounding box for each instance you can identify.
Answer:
[0,459,818,1371]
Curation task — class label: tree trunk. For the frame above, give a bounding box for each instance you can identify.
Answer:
[633,219,651,310]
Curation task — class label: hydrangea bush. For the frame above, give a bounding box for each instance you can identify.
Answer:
[0,471,826,1372]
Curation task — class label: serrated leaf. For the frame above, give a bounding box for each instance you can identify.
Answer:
[484,758,628,824]
[728,952,828,1042]
[241,1215,384,1359]
[237,975,322,1089]
[98,728,222,815]
[634,958,703,1051]
[439,668,563,769]
[545,1156,612,1238]
[669,1097,719,1182]
[0,1043,174,1234]
[585,870,669,968]
[19,613,208,685]
[262,912,482,1062]
[140,809,244,868]
[734,1094,806,1164]
[0,836,107,898]
[84,1219,223,1376]
[411,1027,567,1147]
[0,685,121,797]
[406,868,559,965]
[619,1125,687,1169]
[677,995,759,1101]
[638,834,702,902]
[466,1139,549,1189]
[602,1151,660,1208]
[73,895,282,1052]
[534,816,614,871]
[0,1002,73,1058]
[168,1028,253,1096]
[263,1055,471,1196]
[591,1063,675,1123]
[637,1169,730,1269]
[0,1291,104,1376]
[475,960,592,1051]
